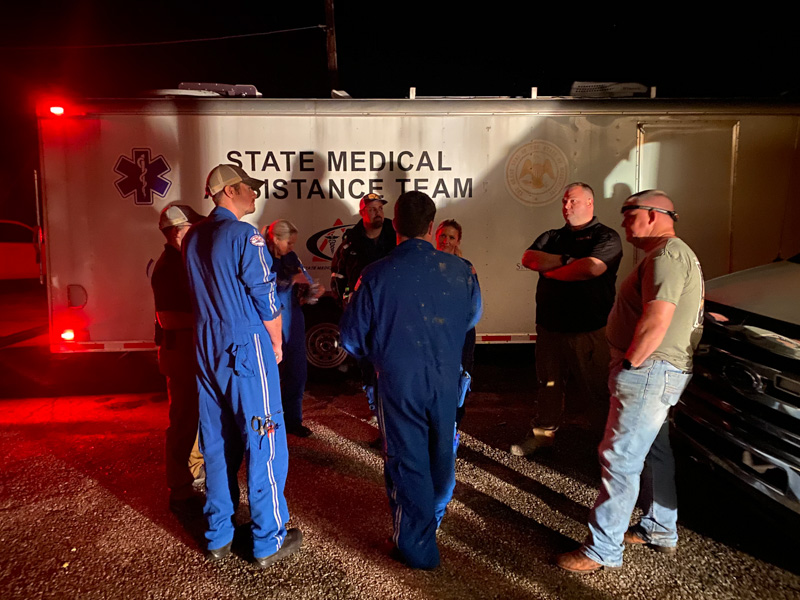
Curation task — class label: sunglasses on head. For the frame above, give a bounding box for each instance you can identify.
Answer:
[620,204,679,222]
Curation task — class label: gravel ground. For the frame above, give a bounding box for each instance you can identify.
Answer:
[1,373,799,600]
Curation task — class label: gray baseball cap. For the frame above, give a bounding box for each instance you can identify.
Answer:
[159,204,205,230]
[205,164,265,198]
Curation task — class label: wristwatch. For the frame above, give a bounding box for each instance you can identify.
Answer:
[622,359,633,370]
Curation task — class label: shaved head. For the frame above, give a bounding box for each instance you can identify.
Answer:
[624,190,675,212]
[620,189,678,247]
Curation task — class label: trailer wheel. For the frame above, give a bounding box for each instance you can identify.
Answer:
[305,321,348,370]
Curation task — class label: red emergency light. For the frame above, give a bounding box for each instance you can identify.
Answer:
[60,329,76,341]
[36,98,85,118]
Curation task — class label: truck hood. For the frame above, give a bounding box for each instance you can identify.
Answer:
[706,255,800,327]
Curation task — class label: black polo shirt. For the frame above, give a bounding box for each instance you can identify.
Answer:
[528,217,622,333]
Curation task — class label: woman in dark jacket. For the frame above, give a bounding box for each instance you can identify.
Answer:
[264,220,323,437]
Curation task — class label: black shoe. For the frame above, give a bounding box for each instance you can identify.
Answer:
[254,528,303,568]
[169,493,205,517]
[388,545,406,565]
[388,543,438,570]
[205,541,232,561]
[287,424,313,438]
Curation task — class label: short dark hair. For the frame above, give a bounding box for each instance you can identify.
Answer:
[211,181,242,206]
[393,191,436,238]
[564,182,594,198]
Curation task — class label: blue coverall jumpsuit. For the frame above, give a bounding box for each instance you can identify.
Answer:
[340,239,482,569]
[271,250,313,430]
[183,206,290,558]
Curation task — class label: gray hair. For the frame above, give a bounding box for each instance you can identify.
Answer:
[267,219,298,241]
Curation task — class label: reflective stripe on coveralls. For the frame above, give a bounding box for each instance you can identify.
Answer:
[340,238,482,569]
[183,206,290,559]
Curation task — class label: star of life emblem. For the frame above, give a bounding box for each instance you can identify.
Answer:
[114,148,172,205]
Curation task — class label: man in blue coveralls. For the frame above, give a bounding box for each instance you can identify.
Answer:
[183,164,302,568]
[340,191,482,569]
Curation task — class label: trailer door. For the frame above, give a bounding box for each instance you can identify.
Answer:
[636,121,738,279]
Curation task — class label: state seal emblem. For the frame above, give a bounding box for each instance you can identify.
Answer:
[504,141,569,207]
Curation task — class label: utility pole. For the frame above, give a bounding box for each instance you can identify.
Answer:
[324,0,340,93]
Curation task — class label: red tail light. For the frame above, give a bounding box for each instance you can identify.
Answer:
[36,98,85,118]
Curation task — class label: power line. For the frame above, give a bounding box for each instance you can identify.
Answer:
[2,25,325,51]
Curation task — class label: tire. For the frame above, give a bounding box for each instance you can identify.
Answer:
[305,320,348,370]
[303,297,350,376]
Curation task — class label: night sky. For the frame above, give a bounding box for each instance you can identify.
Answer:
[1,1,793,226]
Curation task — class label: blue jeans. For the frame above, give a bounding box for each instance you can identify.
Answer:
[582,359,692,567]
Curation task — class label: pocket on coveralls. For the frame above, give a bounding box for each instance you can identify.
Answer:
[227,337,257,377]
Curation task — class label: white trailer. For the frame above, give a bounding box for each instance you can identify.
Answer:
[36,98,800,368]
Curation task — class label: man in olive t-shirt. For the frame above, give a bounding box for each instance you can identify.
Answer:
[606,238,704,370]
[558,190,704,573]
